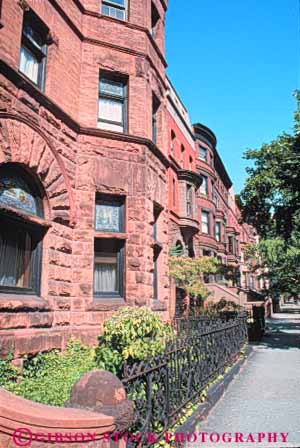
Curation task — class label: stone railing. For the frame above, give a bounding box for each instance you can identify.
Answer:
[0,370,133,447]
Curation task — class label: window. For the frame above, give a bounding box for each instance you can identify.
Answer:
[19,10,48,90]
[199,146,207,161]
[98,73,127,132]
[201,211,209,234]
[170,130,175,155]
[0,165,43,295]
[101,0,127,20]
[212,187,219,208]
[228,235,234,254]
[94,239,124,297]
[95,196,124,233]
[151,2,160,39]
[189,156,193,170]
[186,184,193,217]
[180,145,185,167]
[172,178,176,207]
[152,94,160,143]
[215,222,221,242]
[200,176,208,196]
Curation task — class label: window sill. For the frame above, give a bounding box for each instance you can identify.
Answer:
[94,231,127,240]
[0,204,51,229]
[88,298,126,312]
[151,301,167,312]
[0,294,50,312]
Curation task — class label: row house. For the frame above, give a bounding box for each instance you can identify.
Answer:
[0,0,261,359]
[0,0,171,358]
[166,83,262,311]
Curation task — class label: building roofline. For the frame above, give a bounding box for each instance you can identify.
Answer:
[193,122,232,189]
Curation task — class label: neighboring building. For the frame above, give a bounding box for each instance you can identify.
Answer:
[0,0,261,359]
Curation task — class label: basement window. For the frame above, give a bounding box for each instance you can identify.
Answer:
[19,10,48,90]
[101,0,127,21]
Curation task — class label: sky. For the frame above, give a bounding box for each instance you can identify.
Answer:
[165,0,299,192]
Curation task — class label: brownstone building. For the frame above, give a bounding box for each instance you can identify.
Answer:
[0,0,262,359]
[0,0,172,358]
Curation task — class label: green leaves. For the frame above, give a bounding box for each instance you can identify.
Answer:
[95,307,173,375]
[3,339,97,406]
[169,255,218,299]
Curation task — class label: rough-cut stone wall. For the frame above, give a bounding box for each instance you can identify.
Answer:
[0,0,170,358]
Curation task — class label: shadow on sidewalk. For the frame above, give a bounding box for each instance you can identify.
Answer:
[254,319,300,350]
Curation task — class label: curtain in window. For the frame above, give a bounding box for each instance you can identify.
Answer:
[20,46,39,84]
[98,98,123,128]
[94,262,117,293]
[0,230,31,288]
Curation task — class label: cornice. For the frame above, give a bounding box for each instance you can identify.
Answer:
[177,169,203,188]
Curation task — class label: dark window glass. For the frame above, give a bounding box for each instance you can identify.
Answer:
[95,196,124,233]
[152,94,160,143]
[94,239,124,297]
[200,176,208,196]
[199,146,207,161]
[153,249,158,301]
[98,74,127,132]
[201,211,209,234]
[0,223,40,293]
[228,236,234,254]
[19,10,48,90]
[151,2,160,39]
[215,222,221,242]
[170,130,175,155]
[186,184,193,217]
[101,0,126,20]
[172,178,176,207]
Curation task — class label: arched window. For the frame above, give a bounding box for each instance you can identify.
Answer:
[0,165,44,295]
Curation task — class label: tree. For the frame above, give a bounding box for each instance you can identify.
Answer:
[169,255,218,314]
[241,91,300,240]
[241,92,300,297]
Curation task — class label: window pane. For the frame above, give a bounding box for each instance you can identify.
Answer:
[98,97,123,124]
[0,171,39,216]
[202,212,209,234]
[98,121,124,133]
[200,177,208,195]
[95,202,121,232]
[94,259,117,293]
[20,46,39,84]
[0,227,32,289]
[100,79,124,98]
[108,0,125,6]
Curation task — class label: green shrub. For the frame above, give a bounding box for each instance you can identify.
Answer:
[0,351,19,387]
[5,339,96,406]
[95,307,173,375]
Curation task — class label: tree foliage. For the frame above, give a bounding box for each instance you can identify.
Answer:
[169,255,218,299]
[241,92,300,297]
[95,307,173,375]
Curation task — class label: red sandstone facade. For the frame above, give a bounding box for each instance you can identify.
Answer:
[0,0,261,359]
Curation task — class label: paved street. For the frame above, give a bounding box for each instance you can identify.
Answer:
[188,306,300,448]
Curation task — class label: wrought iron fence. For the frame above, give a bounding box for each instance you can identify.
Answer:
[122,313,248,447]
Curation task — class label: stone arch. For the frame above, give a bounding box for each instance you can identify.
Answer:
[0,114,75,225]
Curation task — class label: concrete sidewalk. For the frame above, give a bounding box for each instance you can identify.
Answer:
[187,311,300,448]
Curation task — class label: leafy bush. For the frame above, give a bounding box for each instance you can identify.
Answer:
[5,339,96,406]
[95,307,173,375]
[0,351,19,387]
